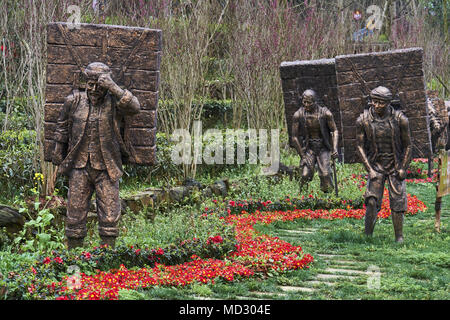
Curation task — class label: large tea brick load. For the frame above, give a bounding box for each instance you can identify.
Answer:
[335,48,430,163]
[280,59,342,150]
[44,22,161,165]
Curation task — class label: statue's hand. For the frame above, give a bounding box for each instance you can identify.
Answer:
[98,73,116,90]
[331,150,339,159]
[368,168,378,180]
[397,168,406,180]
[52,142,66,166]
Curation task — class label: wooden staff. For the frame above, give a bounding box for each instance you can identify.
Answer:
[435,151,443,233]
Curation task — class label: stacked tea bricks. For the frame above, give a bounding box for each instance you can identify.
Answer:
[44,22,162,165]
[335,48,430,163]
[280,48,431,163]
[280,59,343,152]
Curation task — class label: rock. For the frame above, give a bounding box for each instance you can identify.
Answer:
[169,186,191,202]
[183,178,204,190]
[201,187,213,198]
[122,190,157,214]
[0,205,25,234]
[209,179,229,197]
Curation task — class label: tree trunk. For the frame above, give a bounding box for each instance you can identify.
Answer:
[444,0,448,44]
[381,0,394,40]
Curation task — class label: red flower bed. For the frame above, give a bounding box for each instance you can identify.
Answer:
[52,189,426,300]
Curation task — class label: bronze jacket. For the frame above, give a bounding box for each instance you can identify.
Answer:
[53,90,140,181]
[293,105,336,151]
[356,105,412,171]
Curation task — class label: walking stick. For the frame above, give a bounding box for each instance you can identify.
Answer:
[332,157,339,197]
[435,151,443,233]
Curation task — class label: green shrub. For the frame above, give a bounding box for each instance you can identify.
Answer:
[0,128,37,199]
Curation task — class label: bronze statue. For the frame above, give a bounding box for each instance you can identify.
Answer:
[356,86,412,243]
[428,97,449,153]
[52,62,140,249]
[292,89,339,193]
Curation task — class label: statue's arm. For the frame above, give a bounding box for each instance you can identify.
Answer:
[398,114,412,178]
[98,73,140,115]
[52,94,73,165]
[292,112,305,158]
[356,116,376,178]
[326,109,339,158]
[114,88,141,116]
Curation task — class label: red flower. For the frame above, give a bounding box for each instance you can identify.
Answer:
[83,252,92,260]
[53,257,63,264]
[207,235,224,244]
[155,248,164,255]
[43,257,51,264]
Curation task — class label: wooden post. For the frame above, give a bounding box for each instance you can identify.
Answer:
[434,162,442,232]
[435,152,442,232]
[428,154,433,178]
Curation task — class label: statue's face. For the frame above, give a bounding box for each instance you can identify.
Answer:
[86,76,107,105]
[302,95,315,112]
[371,98,389,116]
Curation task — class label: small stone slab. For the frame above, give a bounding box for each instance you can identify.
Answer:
[327,260,362,265]
[307,280,335,286]
[324,268,367,275]
[278,229,315,235]
[316,273,357,280]
[316,253,346,258]
[252,291,287,298]
[279,285,315,293]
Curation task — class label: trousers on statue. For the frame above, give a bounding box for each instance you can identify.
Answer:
[65,161,121,239]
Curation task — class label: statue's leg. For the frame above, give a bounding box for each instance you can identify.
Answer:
[387,174,407,243]
[391,211,404,243]
[94,169,120,248]
[317,149,333,193]
[299,152,315,193]
[364,172,385,237]
[66,168,94,249]
[365,197,378,236]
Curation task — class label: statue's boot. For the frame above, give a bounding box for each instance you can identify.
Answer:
[391,211,404,243]
[320,175,333,193]
[299,178,307,194]
[67,237,84,250]
[101,236,116,248]
[364,199,378,236]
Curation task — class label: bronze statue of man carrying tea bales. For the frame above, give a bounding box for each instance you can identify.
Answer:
[52,62,140,249]
[291,89,339,193]
[356,86,412,243]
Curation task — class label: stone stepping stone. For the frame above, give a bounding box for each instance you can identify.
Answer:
[324,268,367,275]
[279,285,315,293]
[316,273,358,280]
[191,295,220,300]
[306,280,335,286]
[251,291,287,298]
[316,253,346,259]
[327,259,363,265]
[235,296,264,300]
[278,229,315,235]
